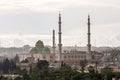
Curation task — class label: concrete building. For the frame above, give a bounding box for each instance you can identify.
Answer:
[18,40,86,68]
[18,14,92,68]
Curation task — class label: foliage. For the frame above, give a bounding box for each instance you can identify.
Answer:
[0,76,7,80]
[2,58,10,73]
[23,73,31,80]
[101,66,114,80]
[14,76,22,80]
[14,54,19,63]
[0,58,119,80]
[0,58,21,74]
[30,60,49,80]
[80,59,88,73]
[101,66,113,75]
[37,60,49,69]
[88,66,95,74]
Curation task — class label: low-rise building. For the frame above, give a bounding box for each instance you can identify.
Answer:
[18,40,87,68]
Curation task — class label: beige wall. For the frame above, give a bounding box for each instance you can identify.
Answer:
[18,53,86,64]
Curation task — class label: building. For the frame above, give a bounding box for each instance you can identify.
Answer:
[18,40,87,68]
[17,13,89,68]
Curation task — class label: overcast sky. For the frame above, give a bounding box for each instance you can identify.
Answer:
[0,0,120,47]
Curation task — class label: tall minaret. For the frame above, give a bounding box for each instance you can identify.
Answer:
[87,15,91,59]
[52,29,56,54]
[58,13,62,54]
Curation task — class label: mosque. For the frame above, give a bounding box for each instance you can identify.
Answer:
[18,13,91,68]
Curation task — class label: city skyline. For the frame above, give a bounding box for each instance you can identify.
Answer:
[0,0,120,47]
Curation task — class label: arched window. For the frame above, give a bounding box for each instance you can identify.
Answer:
[43,55,46,59]
[64,55,67,58]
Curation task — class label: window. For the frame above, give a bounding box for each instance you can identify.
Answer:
[64,55,66,58]
[50,56,53,58]
[81,56,83,58]
[43,55,46,59]
[75,55,77,58]
[72,55,74,58]
[68,55,70,58]
[84,56,86,59]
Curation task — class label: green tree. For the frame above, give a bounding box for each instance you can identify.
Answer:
[2,58,10,73]
[14,76,22,80]
[80,59,87,73]
[37,60,49,69]
[14,54,19,63]
[23,73,31,80]
[31,60,49,80]
[9,59,18,74]
[88,66,95,74]
[0,76,7,80]
[101,66,113,80]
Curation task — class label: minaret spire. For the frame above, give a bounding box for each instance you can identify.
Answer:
[58,12,62,54]
[52,29,56,54]
[87,15,91,59]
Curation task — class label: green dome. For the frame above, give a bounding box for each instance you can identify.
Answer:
[35,40,44,48]
[30,47,43,53]
[37,48,43,53]
[30,47,38,53]
[30,40,51,54]
[42,47,50,53]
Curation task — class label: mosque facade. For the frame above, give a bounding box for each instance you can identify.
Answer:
[18,40,87,68]
[18,13,90,68]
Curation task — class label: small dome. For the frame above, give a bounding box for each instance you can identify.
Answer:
[42,47,50,53]
[35,40,44,48]
[30,40,51,54]
[30,47,38,53]
[37,48,43,53]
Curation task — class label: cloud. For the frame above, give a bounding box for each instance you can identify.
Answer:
[0,0,120,14]
[0,0,120,47]
[0,34,86,47]
[0,34,51,47]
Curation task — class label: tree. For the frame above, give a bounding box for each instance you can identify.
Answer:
[0,75,7,80]
[72,73,83,80]
[30,60,49,80]
[14,76,22,80]
[23,73,31,80]
[2,58,10,73]
[80,60,87,73]
[14,54,19,63]
[87,66,103,80]
[88,66,95,74]
[9,59,18,74]
[101,66,114,80]
[37,60,49,69]
[61,61,66,69]
[101,66,113,75]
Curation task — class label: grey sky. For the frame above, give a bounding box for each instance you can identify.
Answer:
[0,0,120,47]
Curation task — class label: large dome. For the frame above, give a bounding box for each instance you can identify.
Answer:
[42,47,50,53]
[30,40,50,54]
[30,47,38,53]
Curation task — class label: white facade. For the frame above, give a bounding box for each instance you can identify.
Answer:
[18,53,55,63]
[18,52,86,65]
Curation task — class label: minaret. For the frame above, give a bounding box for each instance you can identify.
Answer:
[52,29,56,54]
[58,13,62,54]
[87,15,91,59]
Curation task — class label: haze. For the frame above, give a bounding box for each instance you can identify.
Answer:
[0,0,120,47]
